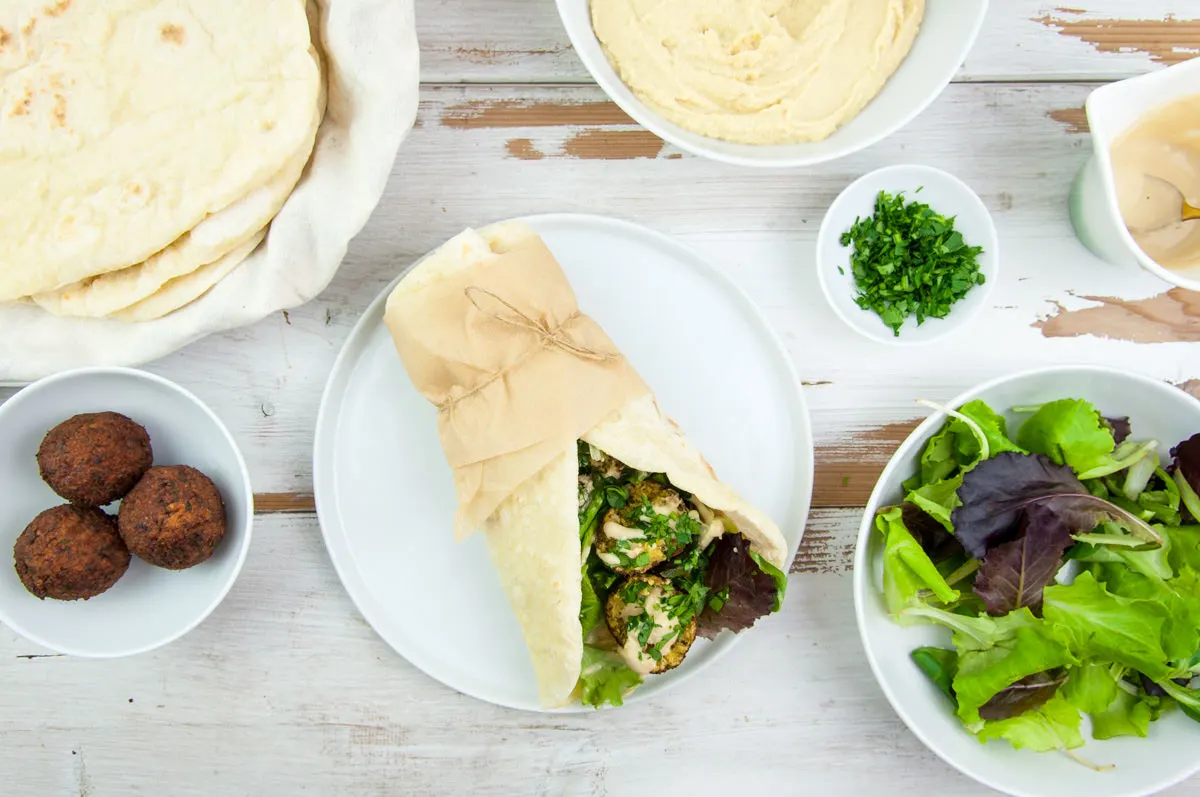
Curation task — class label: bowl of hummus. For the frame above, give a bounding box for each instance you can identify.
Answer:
[556,0,988,168]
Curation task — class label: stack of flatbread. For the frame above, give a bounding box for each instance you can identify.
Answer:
[0,0,325,323]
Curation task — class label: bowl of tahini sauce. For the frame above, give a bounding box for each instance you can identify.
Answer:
[1069,57,1200,291]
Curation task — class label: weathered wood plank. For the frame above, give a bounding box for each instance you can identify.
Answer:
[416,1,1200,84]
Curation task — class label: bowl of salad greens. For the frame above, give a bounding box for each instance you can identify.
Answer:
[853,365,1200,797]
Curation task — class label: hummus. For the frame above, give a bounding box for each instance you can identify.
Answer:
[1111,93,1200,271]
[590,0,925,146]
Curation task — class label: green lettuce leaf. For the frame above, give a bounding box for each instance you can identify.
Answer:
[901,605,1076,724]
[912,647,958,703]
[1083,560,1200,668]
[876,507,960,615]
[1042,572,1173,680]
[953,399,1025,463]
[1062,661,1121,715]
[1074,531,1174,609]
[580,552,621,638]
[906,400,1023,493]
[906,477,962,532]
[1157,568,1200,666]
[1091,688,1154,740]
[915,422,961,487]
[1017,399,1116,475]
[1136,468,1181,526]
[1015,399,1157,481]
[580,570,604,638]
[1164,526,1200,574]
[975,695,1085,753]
[577,645,642,709]
[952,619,1076,724]
[1156,678,1200,724]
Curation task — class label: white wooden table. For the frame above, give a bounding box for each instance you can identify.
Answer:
[4,3,1200,795]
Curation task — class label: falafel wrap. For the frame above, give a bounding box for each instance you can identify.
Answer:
[384,222,790,708]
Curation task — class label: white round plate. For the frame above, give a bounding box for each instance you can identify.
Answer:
[314,213,812,712]
[853,365,1200,797]
[0,367,253,657]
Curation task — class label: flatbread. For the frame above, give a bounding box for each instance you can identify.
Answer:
[111,231,266,323]
[30,56,326,319]
[30,133,312,318]
[483,448,583,710]
[0,0,321,300]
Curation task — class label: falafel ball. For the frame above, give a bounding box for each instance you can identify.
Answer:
[604,574,697,675]
[13,505,130,601]
[595,481,697,575]
[119,465,227,570]
[37,412,152,506]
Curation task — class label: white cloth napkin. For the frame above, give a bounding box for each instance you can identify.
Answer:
[0,0,420,382]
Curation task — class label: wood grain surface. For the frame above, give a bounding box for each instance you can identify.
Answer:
[4,2,1200,795]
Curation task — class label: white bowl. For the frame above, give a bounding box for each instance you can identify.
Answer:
[555,0,988,168]
[1069,57,1200,292]
[816,164,999,345]
[853,365,1200,797]
[0,367,253,657]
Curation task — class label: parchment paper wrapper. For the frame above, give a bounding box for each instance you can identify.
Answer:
[384,228,650,539]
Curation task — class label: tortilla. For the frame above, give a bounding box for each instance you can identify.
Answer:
[110,231,266,323]
[385,222,788,708]
[0,0,321,300]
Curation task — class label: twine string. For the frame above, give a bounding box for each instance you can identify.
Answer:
[435,286,613,412]
[463,286,611,361]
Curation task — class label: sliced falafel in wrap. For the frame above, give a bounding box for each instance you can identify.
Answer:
[384,222,790,708]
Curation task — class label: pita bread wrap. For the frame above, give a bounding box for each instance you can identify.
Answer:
[384,223,789,708]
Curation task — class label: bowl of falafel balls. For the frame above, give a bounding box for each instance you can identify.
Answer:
[0,367,253,657]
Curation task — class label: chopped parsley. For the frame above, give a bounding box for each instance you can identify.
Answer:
[840,189,985,336]
[707,586,731,614]
[620,580,690,664]
[659,537,713,617]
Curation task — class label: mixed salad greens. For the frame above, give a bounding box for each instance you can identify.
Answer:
[876,396,1200,763]
[574,442,788,708]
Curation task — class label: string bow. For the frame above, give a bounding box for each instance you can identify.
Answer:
[463,285,612,362]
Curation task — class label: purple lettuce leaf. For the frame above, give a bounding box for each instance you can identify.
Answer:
[979,669,1069,721]
[696,535,777,640]
[1173,434,1200,493]
[951,452,1159,560]
[975,504,1075,616]
[1104,416,1132,445]
[902,501,964,562]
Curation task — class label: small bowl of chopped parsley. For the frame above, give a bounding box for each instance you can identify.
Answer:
[816,164,999,345]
